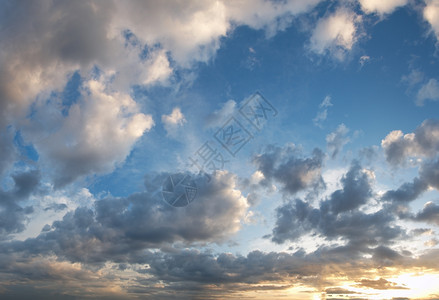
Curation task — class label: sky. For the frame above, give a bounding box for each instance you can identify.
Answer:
[1,0,439,299]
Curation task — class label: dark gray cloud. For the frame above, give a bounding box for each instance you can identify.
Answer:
[382,158,439,203]
[6,171,247,263]
[44,203,68,212]
[414,202,439,225]
[325,161,371,213]
[382,177,428,203]
[272,161,404,246]
[0,244,420,300]
[252,144,325,195]
[132,243,416,298]
[382,119,439,166]
[0,131,16,176]
[0,170,40,238]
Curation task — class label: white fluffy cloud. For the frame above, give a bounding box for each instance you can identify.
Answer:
[0,0,327,185]
[359,0,409,15]
[381,120,439,165]
[424,0,439,42]
[24,78,154,187]
[162,107,186,136]
[111,0,323,66]
[309,8,359,60]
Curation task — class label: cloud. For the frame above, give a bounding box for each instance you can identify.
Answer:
[325,287,358,295]
[271,161,401,245]
[0,170,40,238]
[324,161,372,214]
[23,77,154,187]
[382,177,428,203]
[326,123,350,158]
[355,277,408,290]
[359,55,370,67]
[0,0,326,186]
[111,0,323,66]
[381,156,439,207]
[309,8,360,60]
[401,69,424,90]
[0,245,409,299]
[381,119,439,166]
[252,144,325,196]
[424,0,439,43]
[161,107,186,136]
[205,100,236,128]
[9,171,248,263]
[416,78,439,106]
[0,131,16,176]
[313,95,332,127]
[359,0,409,15]
[415,202,439,225]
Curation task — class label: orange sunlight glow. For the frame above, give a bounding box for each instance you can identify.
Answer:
[317,271,439,299]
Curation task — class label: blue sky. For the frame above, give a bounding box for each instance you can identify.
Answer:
[1,0,439,299]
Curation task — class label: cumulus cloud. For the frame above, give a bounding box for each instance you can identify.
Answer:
[424,0,439,43]
[23,77,154,187]
[110,0,323,66]
[252,144,325,196]
[326,123,350,158]
[309,8,360,60]
[0,170,40,238]
[381,119,439,166]
[359,0,409,15]
[0,131,16,176]
[161,107,186,136]
[416,78,439,106]
[415,201,439,225]
[271,161,399,245]
[0,0,327,187]
[382,177,428,203]
[382,157,439,206]
[9,171,248,263]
